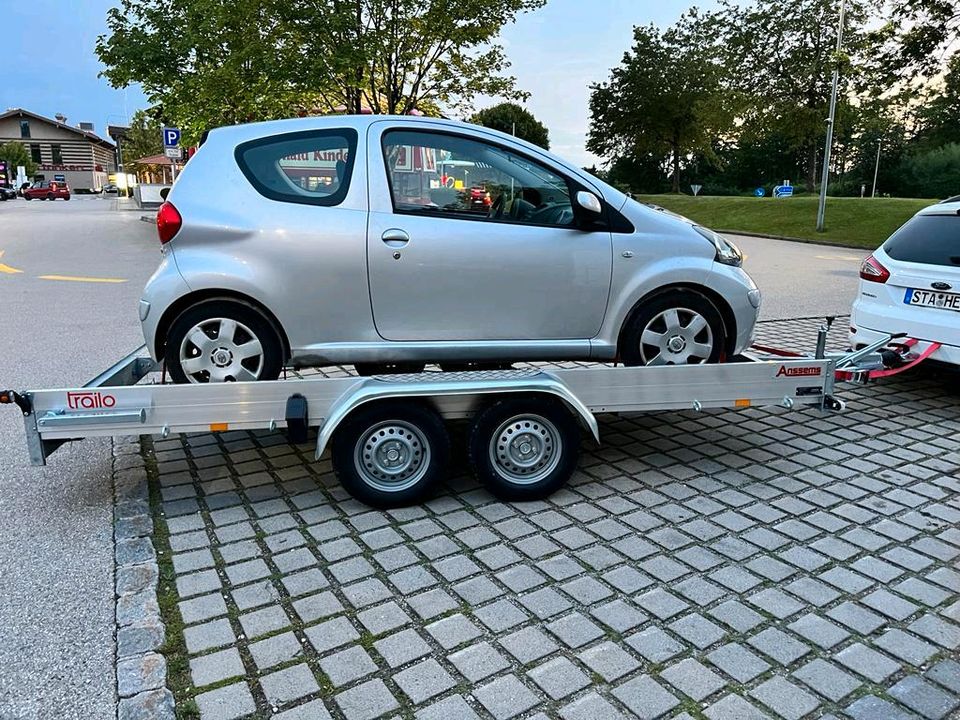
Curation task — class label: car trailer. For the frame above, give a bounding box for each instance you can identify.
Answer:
[0,321,926,507]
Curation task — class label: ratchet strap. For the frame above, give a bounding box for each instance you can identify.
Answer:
[835,339,942,382]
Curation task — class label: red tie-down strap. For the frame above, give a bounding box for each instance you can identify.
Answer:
[835,339,942,382]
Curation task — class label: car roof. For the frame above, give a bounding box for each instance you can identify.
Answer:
[916,201,960,216]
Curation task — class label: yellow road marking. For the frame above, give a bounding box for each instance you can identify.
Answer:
[0,250,23,274]
[38,275,127,284]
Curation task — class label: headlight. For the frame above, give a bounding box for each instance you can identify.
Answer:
[694,226,742,267]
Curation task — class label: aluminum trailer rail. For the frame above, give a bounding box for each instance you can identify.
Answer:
[2,323,909,506]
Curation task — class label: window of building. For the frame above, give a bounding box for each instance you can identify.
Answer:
[51,145,63,164]
[30,144,42,164]
[235,129,357,207]
[20,120,30,138]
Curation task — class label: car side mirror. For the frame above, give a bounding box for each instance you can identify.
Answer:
[576,190,602,216]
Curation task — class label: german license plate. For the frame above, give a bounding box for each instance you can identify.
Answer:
[904,288,960,312]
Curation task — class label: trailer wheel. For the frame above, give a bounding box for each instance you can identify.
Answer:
[468,396,580,501]
[331,401,449,507]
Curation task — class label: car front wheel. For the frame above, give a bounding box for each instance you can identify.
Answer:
[165,300,285,383]
[620,290,726,366]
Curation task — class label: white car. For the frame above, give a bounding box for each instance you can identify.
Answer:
[851,200,960,366]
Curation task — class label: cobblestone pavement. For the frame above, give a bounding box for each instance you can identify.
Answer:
[146,318,960,720]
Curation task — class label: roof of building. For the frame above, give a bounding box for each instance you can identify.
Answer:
[0,108,116,149]
[133,154,179,166]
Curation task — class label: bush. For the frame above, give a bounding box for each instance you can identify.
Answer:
[903,144,960,199]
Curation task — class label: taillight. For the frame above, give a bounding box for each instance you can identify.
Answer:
[860,254,889,283]
[156,201,182,245]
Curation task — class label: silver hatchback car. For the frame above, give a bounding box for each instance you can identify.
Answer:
[142,115,761,382]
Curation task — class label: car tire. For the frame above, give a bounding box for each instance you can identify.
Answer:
[165,299,285,383]
[24,194,31,201]
[468,396,580,501]
[620,290,726,366]
[46,193,53,201]
[331,401,449,507]
[64,195,70,201]
[354,363,426,376]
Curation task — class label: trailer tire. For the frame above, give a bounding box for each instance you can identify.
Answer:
[468,396,580,501]
[331,401,449,508]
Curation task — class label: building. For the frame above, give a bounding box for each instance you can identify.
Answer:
[0,108,116,191]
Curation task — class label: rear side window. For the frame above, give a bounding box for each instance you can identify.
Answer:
[884,214,960,267]
[235,129,357,206]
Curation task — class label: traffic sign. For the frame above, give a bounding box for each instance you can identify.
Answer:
[164,147,182,159]
[690,184,703,196]
[162,127,181,148]
[774,185,794,198]
[754,187,765,197]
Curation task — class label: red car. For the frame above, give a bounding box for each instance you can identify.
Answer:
[23,181,70,201]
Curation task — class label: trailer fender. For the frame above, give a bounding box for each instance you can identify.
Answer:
[315,370,600,460]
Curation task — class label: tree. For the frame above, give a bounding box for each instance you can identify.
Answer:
[587,11,732,193]
[876,0,960,78]
[96,0,543,141]
[470,103,549,148]
[720,0,881,191]
[0,141,36,180]
[915,54,960,148]
[121,109,164,170]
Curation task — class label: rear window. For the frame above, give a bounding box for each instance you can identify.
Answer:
[883,214,960,267]
[235,129,357,206]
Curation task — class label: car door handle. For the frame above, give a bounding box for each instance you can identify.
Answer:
[381,229,409,248]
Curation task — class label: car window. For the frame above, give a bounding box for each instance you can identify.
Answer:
[883,215,960,267]
[382,129,575,228]
[235,129,357,206]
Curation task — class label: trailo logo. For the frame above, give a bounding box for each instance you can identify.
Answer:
[66,391,117,410]
[775,365,822,378]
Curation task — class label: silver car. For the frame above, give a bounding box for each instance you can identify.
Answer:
[142,115,761,383]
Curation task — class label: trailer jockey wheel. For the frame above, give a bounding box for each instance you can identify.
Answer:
[468,396,581,501]
[331,401,449,508]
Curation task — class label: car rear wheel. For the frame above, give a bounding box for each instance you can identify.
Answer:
[165,300,285,383]
[620,290,725,366]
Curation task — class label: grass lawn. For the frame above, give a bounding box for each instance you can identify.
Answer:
[635,195,939,249]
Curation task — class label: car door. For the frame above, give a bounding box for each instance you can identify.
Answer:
[366,123,613,342]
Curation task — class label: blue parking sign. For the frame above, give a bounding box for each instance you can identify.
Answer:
[162,127,181,148]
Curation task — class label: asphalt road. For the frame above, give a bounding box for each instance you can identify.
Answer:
[0,198,867,718]
[729,233,869,321]
[0,195,154,719]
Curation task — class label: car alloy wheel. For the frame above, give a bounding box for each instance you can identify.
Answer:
[178,317,265,383]
[639,307,715,365]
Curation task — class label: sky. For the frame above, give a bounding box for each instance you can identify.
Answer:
[0,0,720,166]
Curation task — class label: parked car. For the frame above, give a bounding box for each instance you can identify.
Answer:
[142,115,760,384]
[0,186,17,201]
[851,200,960,367]
[23,181,70,201]
[102,183,118,194]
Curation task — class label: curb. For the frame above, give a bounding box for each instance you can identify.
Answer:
[716,229,872,251]
[113,436,175,720]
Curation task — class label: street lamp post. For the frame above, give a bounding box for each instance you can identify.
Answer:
[871,139,882,198]
[816,0,847,233]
